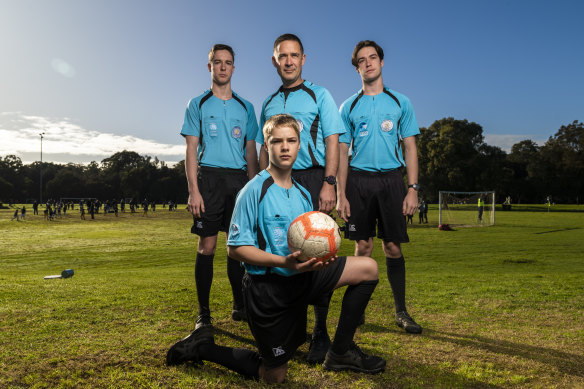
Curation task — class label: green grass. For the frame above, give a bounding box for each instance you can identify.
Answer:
[1,205,583,388]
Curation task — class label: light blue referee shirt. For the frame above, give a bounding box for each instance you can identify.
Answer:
[227,170,312,276]
[181,90,259,170]
[339,87,420,171]
[255,81,345,170]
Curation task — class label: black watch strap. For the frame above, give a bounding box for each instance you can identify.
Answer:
[323,175,337,185]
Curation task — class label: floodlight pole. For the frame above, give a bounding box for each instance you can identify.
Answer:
[39,132,45,204]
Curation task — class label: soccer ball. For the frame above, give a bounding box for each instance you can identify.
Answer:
[287,211,341,262]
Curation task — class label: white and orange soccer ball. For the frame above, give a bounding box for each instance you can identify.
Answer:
[287,211,342,262]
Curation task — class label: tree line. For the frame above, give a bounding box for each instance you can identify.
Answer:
[1,118,582,204]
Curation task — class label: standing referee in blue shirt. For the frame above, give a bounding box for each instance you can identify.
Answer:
[337,40,423,334]
[180,44,259,330]
[255,33,345,364]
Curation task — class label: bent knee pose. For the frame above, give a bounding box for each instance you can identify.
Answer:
[167,115,385,383]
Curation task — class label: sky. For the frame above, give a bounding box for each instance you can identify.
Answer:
[1,0,582,165]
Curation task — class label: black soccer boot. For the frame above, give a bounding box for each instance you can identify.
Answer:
[395,311,422,334]
[166,325,214,366]
[323,342,386,374]
[307,330,331,364]
[195,312,212,330]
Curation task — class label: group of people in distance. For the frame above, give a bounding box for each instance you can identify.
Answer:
[166,34,422,384]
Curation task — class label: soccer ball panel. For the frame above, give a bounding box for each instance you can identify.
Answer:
[287,211,341,262]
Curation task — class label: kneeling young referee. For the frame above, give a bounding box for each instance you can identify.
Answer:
[167,114,385,383]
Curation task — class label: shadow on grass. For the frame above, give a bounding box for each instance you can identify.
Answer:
[534,227,582,234]
[214,327,256,347]
[183,344,505,389]
[428,329,583,377]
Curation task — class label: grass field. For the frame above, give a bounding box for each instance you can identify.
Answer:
[1,204,583,388]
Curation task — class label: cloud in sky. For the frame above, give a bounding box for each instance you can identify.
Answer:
[0,112,184,164]
[483,134,547,153]
[51,58,76,78]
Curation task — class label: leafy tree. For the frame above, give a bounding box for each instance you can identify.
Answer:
[418,118,485,201]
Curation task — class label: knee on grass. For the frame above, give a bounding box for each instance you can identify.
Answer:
[259,363,287,384]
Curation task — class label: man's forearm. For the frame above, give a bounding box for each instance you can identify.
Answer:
[336,142,349,197]
[403,136,419,185]
[324,134,339,177]
[185,137,200,195]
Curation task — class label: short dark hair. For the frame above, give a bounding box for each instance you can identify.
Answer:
[208,44,235,63]
[351,40,384,68]
[273,33,304,54]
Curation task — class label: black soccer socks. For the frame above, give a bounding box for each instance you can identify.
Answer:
[227,256,245,311]
[198,343,261,379]
[195,253,214,314]
[331,279,378,354]
[313,291,333,334]
[386,256,406,313]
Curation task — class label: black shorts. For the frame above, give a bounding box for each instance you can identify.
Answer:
[191,166,248,237]
[344,169,409,243]
[242,257,347,369]
[292,167,325,211]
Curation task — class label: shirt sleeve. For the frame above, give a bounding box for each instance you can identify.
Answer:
[180,99,201,138]
[339,100,353,145]
[255,101,267,145]
[245,102,259,143]
[227,184,258,247]
[318,89,346,139]
[398,96,420,139]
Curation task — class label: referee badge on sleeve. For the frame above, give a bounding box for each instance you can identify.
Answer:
[230,223,240,237]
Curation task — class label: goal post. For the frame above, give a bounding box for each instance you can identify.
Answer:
[439,191,496,227]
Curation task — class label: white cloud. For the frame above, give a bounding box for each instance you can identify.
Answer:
[484,133,547,152]
[0,112,184,164]
[51,58,76,78]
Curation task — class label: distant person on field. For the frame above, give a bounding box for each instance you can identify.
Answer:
[33,201,38,215]
[478,195,485,222]
[337,40,422,334]
[11,209,19,221]
[21,206,26,220]
[418,199,428,224]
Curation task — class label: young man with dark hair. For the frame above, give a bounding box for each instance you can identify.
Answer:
[255,33,345,364]
[337,40,423,334]
[181,43,259,330]
[167,114,385,383]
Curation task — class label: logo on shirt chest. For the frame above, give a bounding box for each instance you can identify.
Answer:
[232,126,242,139]
[273,225,285,246]
[209,122,218,137]
[296,119,304,133]
[358,122,368,137]
[381,119,394,132]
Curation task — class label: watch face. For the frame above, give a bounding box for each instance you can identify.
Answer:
[324,176,337,185]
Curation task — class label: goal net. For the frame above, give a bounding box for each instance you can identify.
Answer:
[438,191,495,227]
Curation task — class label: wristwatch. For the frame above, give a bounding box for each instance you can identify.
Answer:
[408,183,420,191]
[323,175,337,185]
